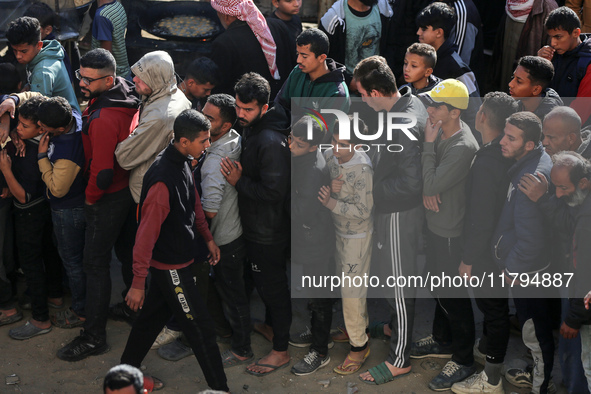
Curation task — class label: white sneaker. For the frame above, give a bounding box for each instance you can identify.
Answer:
[451,371,504,394]
[151,327,182,349]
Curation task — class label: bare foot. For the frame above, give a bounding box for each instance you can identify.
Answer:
[359,362,411,383]
[228,350,250,361]
[30,318,51,330]
[246,350,289,374]
[253,322,274,342]
[383,324,392,337]
[0,308,18,317]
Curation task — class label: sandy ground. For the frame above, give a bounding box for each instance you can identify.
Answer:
[0,256,567,393]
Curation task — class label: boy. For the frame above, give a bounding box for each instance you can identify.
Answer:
[509,56,563,120]
[416,2,481,133]
[120,109,228,393]
[289,116,335,375]
[6,17,80,113]
[538,6,591,124]
[180,57,220,111]
[0,96,63,340]
[318,116,373,376]
[36,97,87,328]
[92,0,130,78]
[413,79,479,391]
[268,0,303,41]
[400,42,441,95]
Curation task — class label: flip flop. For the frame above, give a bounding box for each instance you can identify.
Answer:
[368,321,390,340]
[245,359,290,377]
[331,326,351,343]
[143,375,164,392]
[334,348,371,375]
[51,308,85,329]
[359,362,410,385]
[0,310,23,326]
[221,349,254,368]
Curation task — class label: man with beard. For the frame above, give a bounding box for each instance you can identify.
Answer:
[57,48,141,362]
[219,73,291,376]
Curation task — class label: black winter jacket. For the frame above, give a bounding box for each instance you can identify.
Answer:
[235,106,291,245]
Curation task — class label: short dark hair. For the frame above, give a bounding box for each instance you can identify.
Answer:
[186,57,219,86]
[296,28,330,57]
[80,48,116,76]
[206,93,237,126]
[24,2,58,29]
[173,109,211,142]
[506,111,543,144]
[545,6,581,34]
[406,43,437,69]
[0,63,21,94]
[481,91,519,131]
[234,72,270,106]
[292,115,327,147]
[553,151,591,185]
[37,97,73,129]
[334,115,368,146]
[103,364,143,394]
[416,2,456,39]
[19,95,47,124]
[6,17,41,46]
[353,56,397,96]
[517,56,554,89]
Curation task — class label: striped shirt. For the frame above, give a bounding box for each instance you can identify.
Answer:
[92,0,130,78]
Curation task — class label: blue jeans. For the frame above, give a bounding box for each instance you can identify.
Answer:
[52,207,86,317]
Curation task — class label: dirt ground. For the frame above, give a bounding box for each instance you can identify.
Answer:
[0,258,567,394]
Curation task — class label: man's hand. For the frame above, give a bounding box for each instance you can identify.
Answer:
[423,194,441,212]
[458,261,472,279]
[220,157,242,186]
[206,239,220,265]
[424,119,442,143]
[38,132,50,154]
[125,288,145,312]
[518,172,548,202]
[9,131,25,157]
[0,187,11,199]
[560,321,579,339]
[538,46,555,61]
[331,174,344,194]
[0,150,12,173]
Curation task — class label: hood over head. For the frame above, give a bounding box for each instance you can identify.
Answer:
[131,51,177,101]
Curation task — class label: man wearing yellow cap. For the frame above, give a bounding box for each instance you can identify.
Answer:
[412,79,479,391]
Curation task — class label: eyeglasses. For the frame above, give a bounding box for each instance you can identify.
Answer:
[75,69,112,85]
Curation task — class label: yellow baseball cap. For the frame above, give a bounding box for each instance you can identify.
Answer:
[420,79,469,110]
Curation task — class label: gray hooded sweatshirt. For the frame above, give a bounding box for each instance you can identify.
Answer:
[115,51,191,203]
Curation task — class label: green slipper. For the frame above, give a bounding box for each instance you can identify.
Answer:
[360,362,409,385]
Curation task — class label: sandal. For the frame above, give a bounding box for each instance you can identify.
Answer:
[143,375,164,392]
[331,326,351,343]
[334,348,370,375]
[368,321,390,340]
[359,362,410,385]
[0,310,23,326]
[51,308,85,329]
[221,349,254,368]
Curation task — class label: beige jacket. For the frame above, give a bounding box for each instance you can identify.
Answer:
[115,51,191,203]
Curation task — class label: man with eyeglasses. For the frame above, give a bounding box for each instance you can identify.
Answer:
[57,48,141,362]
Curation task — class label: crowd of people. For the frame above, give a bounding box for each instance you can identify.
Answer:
[1,0,591,393]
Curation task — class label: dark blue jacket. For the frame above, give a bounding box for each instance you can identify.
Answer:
[491,143,553,276]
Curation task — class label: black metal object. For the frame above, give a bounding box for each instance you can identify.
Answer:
[138,1,222,42]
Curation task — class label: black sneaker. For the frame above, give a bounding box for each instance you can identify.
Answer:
[289,327,335,349]
[291,350,330,376]
[108,301,138,325]
[57,330,109,362]
[429,360,476,391]
[410,335,453,359]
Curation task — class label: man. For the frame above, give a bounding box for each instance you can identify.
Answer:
[209,0,294,98]
[538,6,591,124]
[57,48,140,362]
[275,28,349,117]
[220,72,291,376]
[91,0,130,78]
[110,51,191,323]
[492,112,554,394]
[542,106,591,158]
[351,56,427,386]
[318,0,392,85]
[103,364,147,394]
[199,93,253,368]
[451,92,519,394]
[179,57,219,111]
[413,79,479,391]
